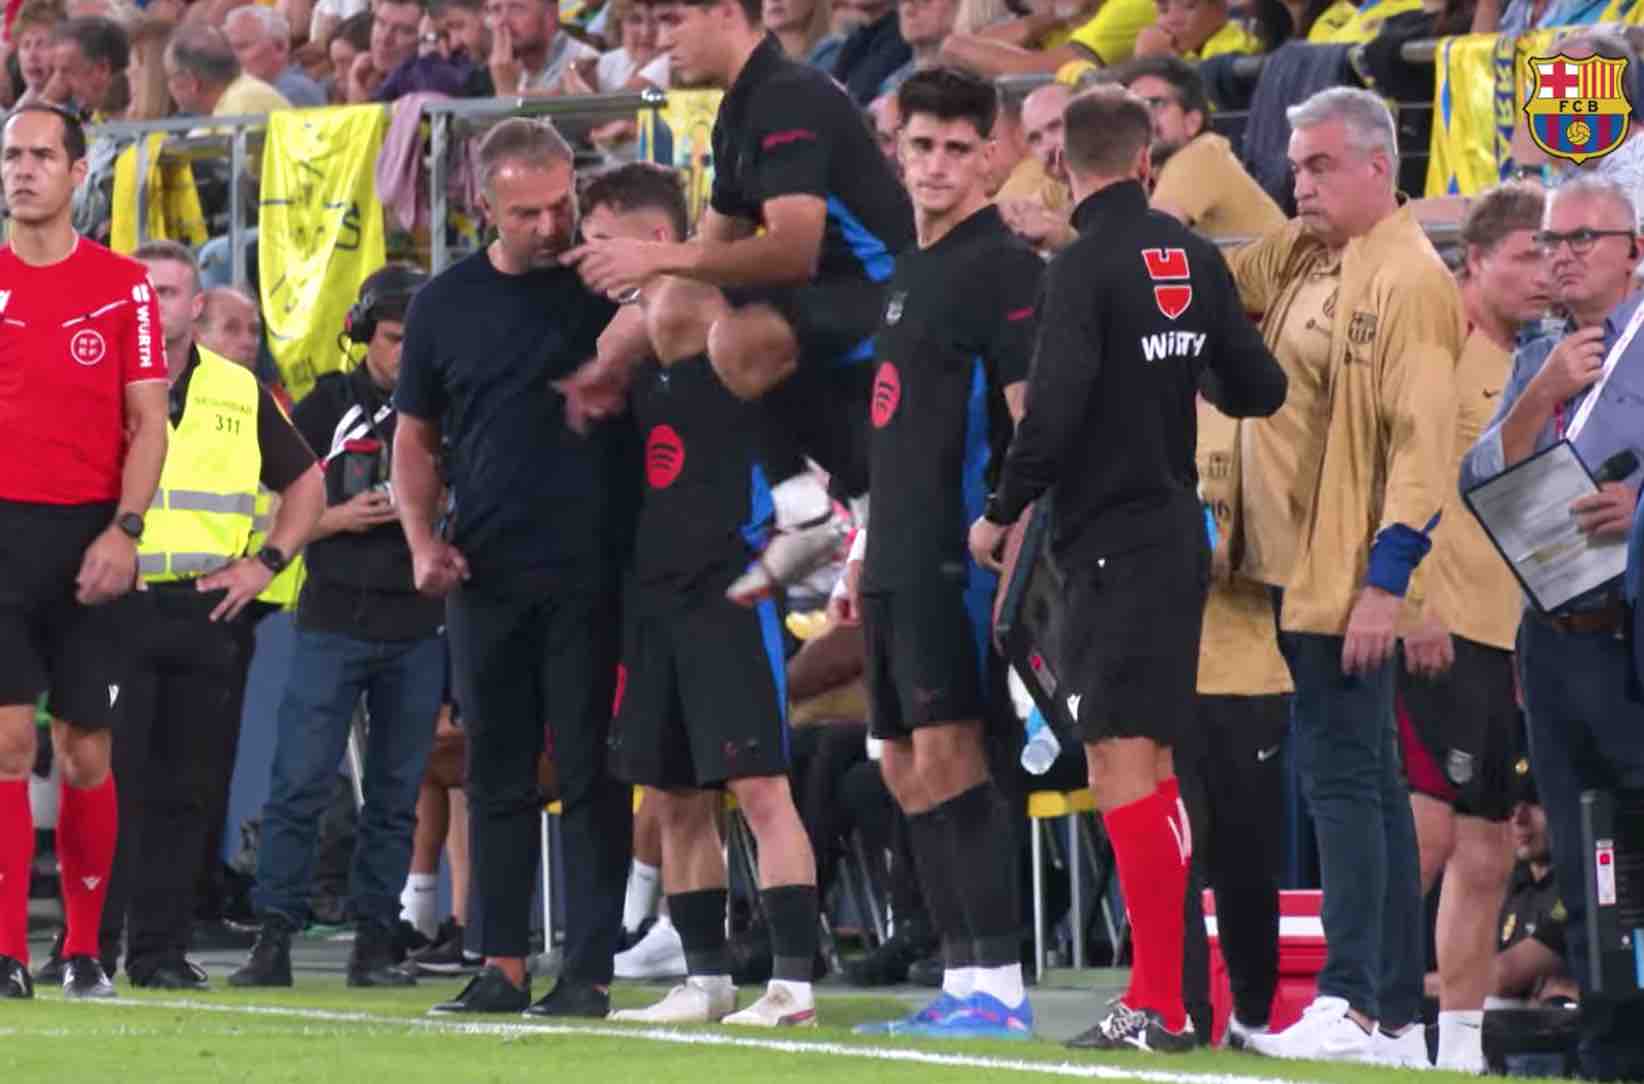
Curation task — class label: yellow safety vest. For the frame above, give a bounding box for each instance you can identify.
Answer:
[140,348,260,582]
[249,486,306,609]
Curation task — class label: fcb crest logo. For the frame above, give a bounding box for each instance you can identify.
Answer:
[1524,53,1632,165]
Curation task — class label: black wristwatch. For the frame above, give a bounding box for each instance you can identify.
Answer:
[983,494,1010,526]
[115,512,144,540]
[256,545,289,575]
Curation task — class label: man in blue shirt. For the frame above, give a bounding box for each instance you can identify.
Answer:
[1459,174,1644,1080]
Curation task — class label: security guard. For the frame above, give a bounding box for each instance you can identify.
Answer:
[97,240,323,989]
[969,85,1286,1052]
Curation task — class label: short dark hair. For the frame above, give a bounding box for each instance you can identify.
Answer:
[430,0,482,15]
[629,0,761,29]
[54,15,130,72]
[335,10,374,51]
[476,117,574,196]
[167,24,240,86]
[134,239,201,288]
[1460,182,1546,256]
[1063,85,1152,179]
[895,66,998,139]
[4,102,88,162]
[1117,55,1210,123]
[580,162,689,242]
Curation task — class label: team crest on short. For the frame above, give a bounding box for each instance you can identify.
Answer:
[1524,53,1632,165]
[885,292,907,325]
[1446,749,1475,787]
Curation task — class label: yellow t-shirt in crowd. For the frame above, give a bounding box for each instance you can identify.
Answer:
[1306,0,1359,39]
[1067,0,1161,65]
[214,73,291,116]
[1314,0,1424,44]
[1151,132,1286,241]
[1188,17,1262,59]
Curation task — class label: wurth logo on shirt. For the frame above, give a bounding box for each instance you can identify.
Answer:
[1140,331,1207,363]
[133,281,155,368]
[762,129,817,150]
[1141,247,1193,320]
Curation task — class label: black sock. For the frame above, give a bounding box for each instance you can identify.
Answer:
[939,782,1021,968]
[667,889,729,977]
[907,806,972,956]
[760,884,818,983]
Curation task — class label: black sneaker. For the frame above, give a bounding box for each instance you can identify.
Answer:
[62,955,116,999]
[190,918,258,952]
[429,967,529,1015]
[843,928,937,986]
[129,956,210,991]
[522,978,609,1019]
[391,919,430,963]
[349,921,416,988]
[229,917,294,988]
[906,954,943,988]
[1067,1001,1197,1053]
[0,955,33,999]
[410,919,482,976]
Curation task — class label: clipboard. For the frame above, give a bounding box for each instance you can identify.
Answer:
[1462,439,1627,615]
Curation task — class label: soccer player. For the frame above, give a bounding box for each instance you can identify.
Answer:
[837,67,1042,1041]
[585,162,823,1028]
[560,0,914,603]
[0,103,170,1000]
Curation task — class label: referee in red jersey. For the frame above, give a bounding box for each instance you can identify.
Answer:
[0,104,169,1001]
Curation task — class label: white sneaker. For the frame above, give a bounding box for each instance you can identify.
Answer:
[1222,1013,1272,1050]
[1367,1024,1432,1069]
[1246,996,1372,1062]
[609,977,737,1024]
[725,516,847,606]
[612,915,686,979]
[721,982,817,1028]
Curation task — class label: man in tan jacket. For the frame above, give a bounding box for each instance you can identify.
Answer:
[1227,87,1464,1067]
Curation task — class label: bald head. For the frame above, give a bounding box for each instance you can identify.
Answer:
[1022,83,1071,183]
[198,287,262,369]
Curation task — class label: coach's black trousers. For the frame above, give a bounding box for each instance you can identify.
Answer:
[103,586,255,970]
[446,581,630,981]
[1177,693,1290,1028]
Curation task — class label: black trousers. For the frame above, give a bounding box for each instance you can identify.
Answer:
[447,581,630,980]
[102,586,255,969]
[1178,692,1290,1027]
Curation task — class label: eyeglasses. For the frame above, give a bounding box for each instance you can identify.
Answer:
[1137,94,1179,112]
[1532,228,1634,255]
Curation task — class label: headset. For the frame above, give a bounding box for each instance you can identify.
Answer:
[343,264,429,345]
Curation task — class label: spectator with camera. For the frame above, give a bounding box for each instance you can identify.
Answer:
[230,265,449,991]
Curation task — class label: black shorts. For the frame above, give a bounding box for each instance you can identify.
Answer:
[1060,536,1209,748]
[862,580,994,741]
[1397,636,1519,822]
[609,596,790,789]
[0,499,126,729]
[725,278,887,370]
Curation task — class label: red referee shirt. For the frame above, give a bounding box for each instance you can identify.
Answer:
[0,237,166,505]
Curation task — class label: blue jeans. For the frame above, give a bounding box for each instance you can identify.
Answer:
[1518,616,1644,1080]
[254,627,445,926]
[1277,629,1424,1027]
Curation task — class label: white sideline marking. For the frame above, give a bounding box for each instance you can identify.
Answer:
[87,998,1323,1084]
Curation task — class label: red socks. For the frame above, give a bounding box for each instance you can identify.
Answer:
[0,780,32,965]
[57,774,117,959]
[1102,777,1190,1032]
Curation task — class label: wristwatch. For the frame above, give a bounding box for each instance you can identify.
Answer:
[983,494,1010,526]
[115,512,144,540]
[256,545,289,575]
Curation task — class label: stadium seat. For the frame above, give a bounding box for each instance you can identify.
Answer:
[1026,788,1126,979]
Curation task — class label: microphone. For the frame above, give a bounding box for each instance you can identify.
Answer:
[1594,448,1640,485]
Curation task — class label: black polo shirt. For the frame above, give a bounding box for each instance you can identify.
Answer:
[395,249,637,588]
[862,205,1042,593]
[710,34,913,286]
[1499,860,1567,959]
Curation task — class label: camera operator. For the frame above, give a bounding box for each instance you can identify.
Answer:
[231,265,448,990]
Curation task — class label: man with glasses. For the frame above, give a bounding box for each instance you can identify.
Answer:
[1229,87,1464,1066]
[1461,175,1644,1081]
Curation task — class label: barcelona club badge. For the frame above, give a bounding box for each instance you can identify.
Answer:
[1524,53,1632,165]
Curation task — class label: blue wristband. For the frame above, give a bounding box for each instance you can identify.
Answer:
[1365,515,1439,596]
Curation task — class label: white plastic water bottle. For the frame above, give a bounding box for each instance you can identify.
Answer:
[1020,707,1061,775]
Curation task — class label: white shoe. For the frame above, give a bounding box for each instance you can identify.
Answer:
[1222,1013,1272,1050]
[609,977,737,1024]
[725,516,847,606]
[721,983,817,1028]
[1246,996,1372,1062]
[613,915,687,979]
[1367,1024,1433,1069]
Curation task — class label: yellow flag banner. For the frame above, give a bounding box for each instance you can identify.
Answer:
[259,105,388,402]
[1426,29,1559,196]
[110,132,208,254]
[637,89,725,229]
